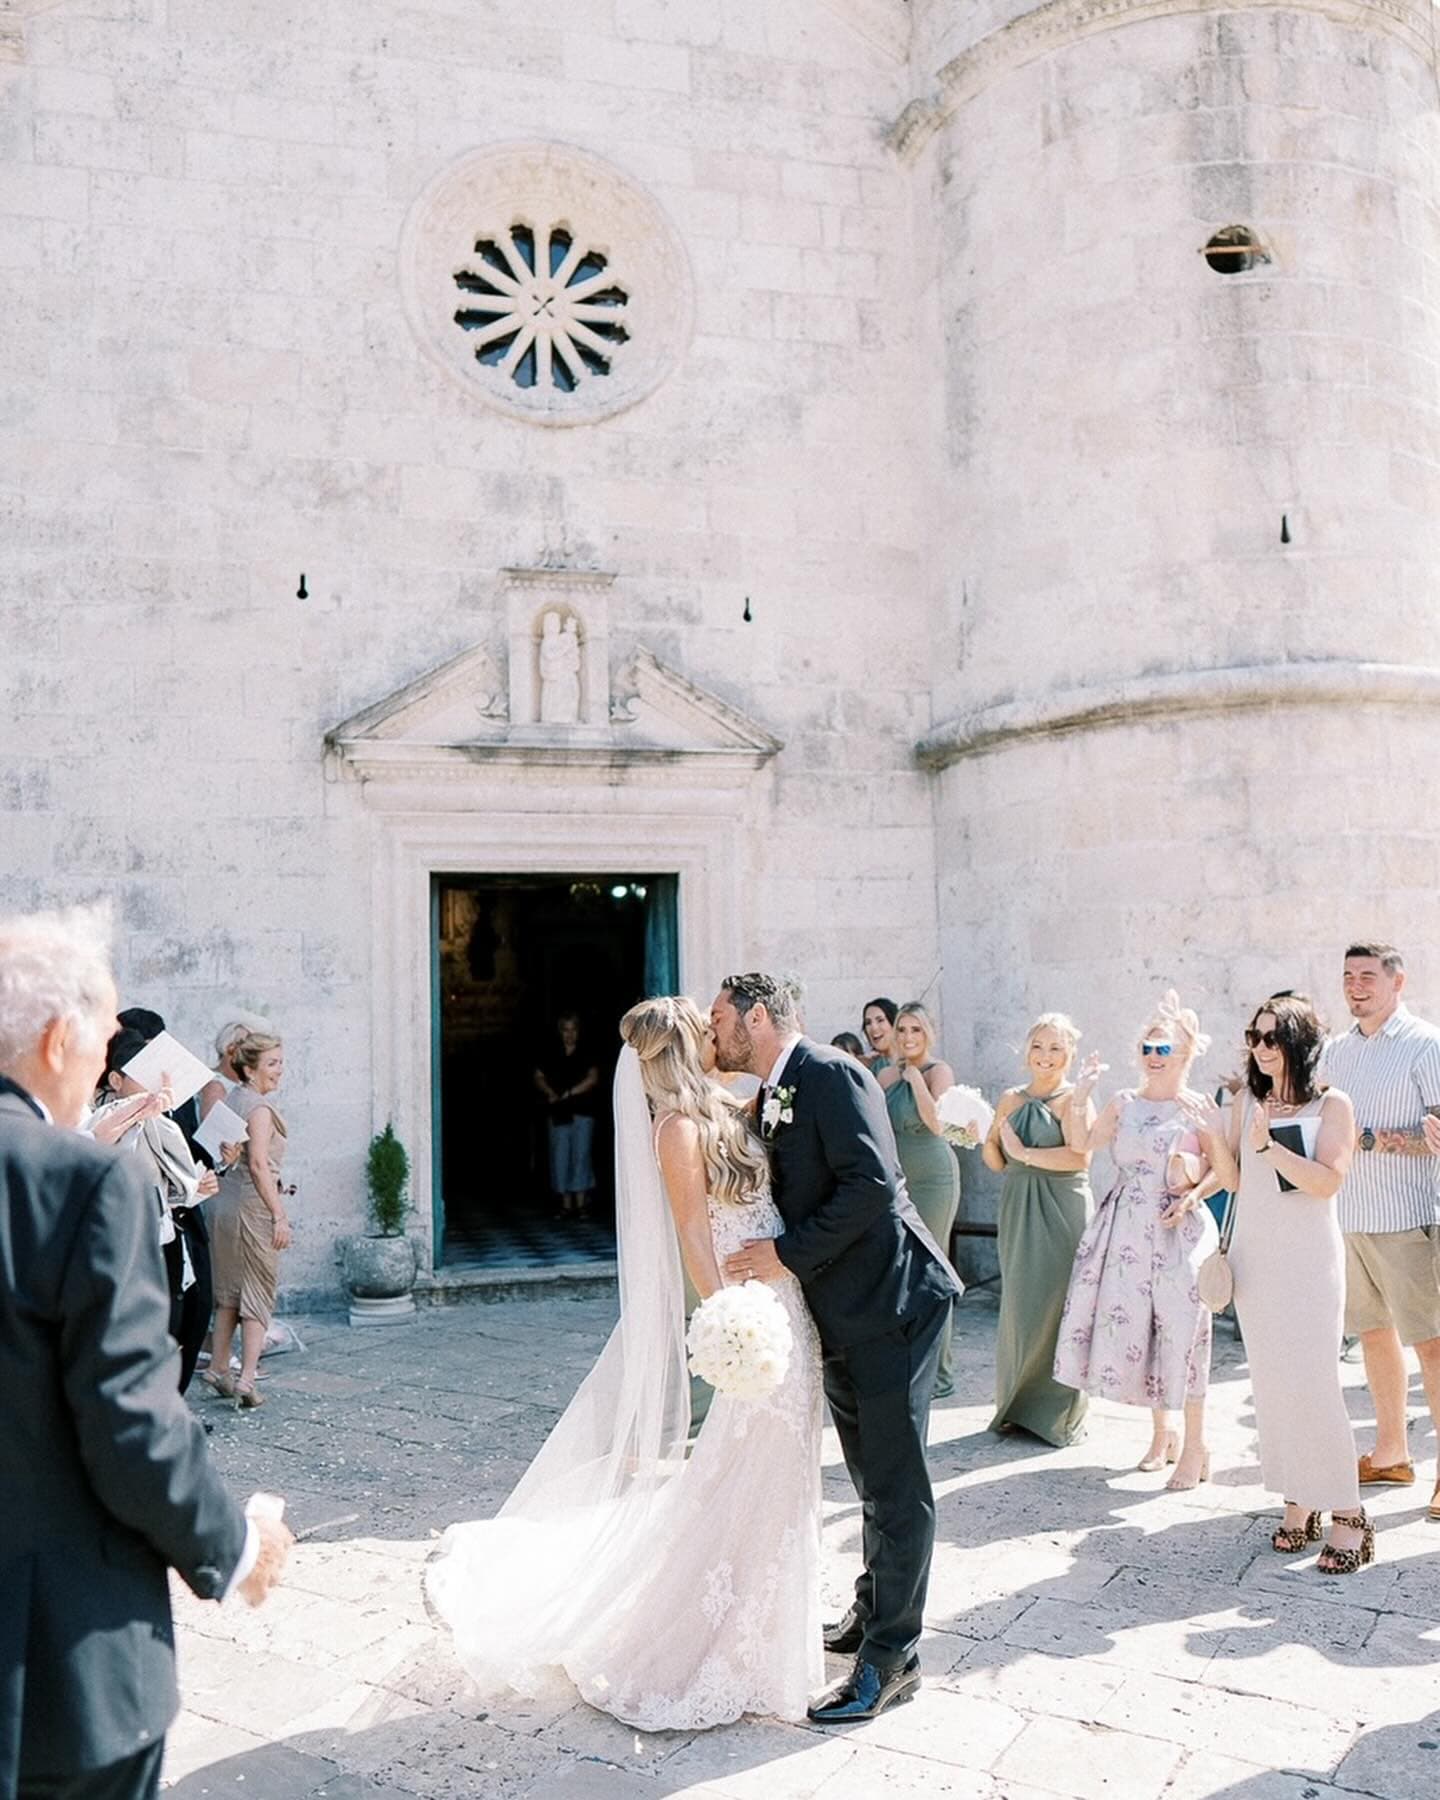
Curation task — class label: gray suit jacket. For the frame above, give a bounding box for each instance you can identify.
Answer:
[0,1081,248,1786]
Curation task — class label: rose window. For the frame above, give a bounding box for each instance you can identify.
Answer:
[453,224,630,391]
[401,142,693,426]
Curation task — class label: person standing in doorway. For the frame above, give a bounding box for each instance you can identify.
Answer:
[535,1013,600,1217]
[1319,943,1440,1519]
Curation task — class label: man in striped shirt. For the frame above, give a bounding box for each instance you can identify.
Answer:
[1320,942,1440,1520]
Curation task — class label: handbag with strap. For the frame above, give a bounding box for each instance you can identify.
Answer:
[1197,1185,1236,1312]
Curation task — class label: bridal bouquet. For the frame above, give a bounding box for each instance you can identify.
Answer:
[687,1281,793,1400]
[935,1083,995,1150]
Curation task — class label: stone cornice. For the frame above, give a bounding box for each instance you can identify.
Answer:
[917,660,1440,767]
[888,0,1438,160]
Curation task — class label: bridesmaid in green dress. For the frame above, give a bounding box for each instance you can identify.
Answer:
[879,1003,962,1399]
[984,1014,1095,1446]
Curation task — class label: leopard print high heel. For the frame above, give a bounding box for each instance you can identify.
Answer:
[1317,1508,1374,1574]
[1271,1506,1322,1553]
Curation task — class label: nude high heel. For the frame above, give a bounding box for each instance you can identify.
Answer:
[1165,1450,1211,1492]
[1138,1431,1180,1473]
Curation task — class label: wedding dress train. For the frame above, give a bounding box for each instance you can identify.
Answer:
[425,1052,824,1730]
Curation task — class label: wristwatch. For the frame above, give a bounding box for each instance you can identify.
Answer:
[1359,1127,1377,1152]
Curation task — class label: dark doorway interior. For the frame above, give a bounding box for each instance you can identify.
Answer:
[432,873,679,1269]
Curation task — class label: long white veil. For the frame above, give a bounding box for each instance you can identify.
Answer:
[425,1045,692,1694]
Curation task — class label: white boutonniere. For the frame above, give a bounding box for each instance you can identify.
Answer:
[761,1084,796,1139]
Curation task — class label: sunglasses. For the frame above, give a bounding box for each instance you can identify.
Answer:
[1139,1041,1173,1057]
[1244,1029,1282,1049]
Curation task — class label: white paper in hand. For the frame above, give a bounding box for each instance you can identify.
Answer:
[194,1098,249,1164]
[121,1031,216,1109]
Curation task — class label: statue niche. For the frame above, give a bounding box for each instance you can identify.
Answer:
[537,610,582,726]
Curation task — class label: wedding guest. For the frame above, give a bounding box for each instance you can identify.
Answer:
[534,1013,600,1216]
[984,1013,1094,1446]
[1318,943,1440,1518]
[1055,992,1234,1488]
[0,903,290,1800]
[198,1011,273,1123]
[878,1003,961,1398]
[1207,998,1368,1570]
[92,1027,219,1394]
[862,997,898,1073]
[831,1031,867,1063]
[206,1032,291,1409]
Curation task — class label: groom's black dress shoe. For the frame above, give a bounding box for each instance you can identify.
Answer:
[822,1608,866,1655]
[806,1654,921,1724]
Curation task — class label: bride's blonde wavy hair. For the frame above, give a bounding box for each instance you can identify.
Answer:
[620,996,769,1207]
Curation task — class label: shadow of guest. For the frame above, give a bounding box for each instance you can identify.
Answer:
[533,1013,600,1217]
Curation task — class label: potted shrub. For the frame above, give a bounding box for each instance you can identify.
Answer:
[340,1124,418,1325]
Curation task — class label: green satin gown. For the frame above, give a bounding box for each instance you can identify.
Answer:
[991,1093,1092,1446]
[886,1070,962,1396]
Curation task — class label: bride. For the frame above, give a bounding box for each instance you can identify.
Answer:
[425,995,824,1730]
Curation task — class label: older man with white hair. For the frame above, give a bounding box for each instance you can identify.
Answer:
[0,904,291,1800]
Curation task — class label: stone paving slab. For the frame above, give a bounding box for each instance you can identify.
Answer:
[162,1292,1440,1799]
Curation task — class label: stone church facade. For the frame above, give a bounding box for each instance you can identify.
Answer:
[3,0,1437,1300]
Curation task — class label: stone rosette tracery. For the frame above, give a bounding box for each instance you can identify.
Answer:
[400,141,694,426]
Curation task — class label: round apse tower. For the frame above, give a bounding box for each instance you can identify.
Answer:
[914,0,1440,1088]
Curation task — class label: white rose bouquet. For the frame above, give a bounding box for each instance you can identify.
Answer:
[687,1280,793,1400]
[935,1083,995,1150]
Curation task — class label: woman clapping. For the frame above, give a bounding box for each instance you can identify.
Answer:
[1055,992,1235,1488]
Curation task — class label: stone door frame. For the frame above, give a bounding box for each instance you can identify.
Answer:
[369,803,745,1274]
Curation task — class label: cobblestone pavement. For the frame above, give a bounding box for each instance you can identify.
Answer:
[164,1291,1440,1799]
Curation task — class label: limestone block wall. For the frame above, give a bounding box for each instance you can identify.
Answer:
[921,1,1440,1243]
[0,0,939,1300]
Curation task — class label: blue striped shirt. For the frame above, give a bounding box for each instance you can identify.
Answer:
[1320,1007,1440,1233]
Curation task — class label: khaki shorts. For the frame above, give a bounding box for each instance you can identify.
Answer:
[1344,1228,1440,1344]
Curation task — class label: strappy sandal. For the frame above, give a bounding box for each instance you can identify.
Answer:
[200,1369,236,1400]
[234,1380,266,1410]
[1317,1508,1374,1574]
[1271,1506,1322,1553]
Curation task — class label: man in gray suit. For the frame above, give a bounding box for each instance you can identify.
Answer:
[0,905,292,1800]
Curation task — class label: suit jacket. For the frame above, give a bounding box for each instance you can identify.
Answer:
[768,1038,963,1349]
[0,1081,247,1786]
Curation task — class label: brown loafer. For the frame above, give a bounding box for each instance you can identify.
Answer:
[1429,1481,1440,1522]
[1358,1453,1415,1486]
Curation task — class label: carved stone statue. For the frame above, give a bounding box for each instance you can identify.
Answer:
[538,610,582,725]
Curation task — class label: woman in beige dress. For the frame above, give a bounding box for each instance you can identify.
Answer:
[1204,998,1367,1571]
[205,1031,291,1409]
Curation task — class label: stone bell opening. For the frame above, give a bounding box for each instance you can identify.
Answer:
[430,872,680,1270]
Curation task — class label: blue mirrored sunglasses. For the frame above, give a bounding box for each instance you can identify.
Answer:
[1140,1041,1173,1057]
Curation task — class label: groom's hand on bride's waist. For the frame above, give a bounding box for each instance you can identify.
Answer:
[725,1240,786,1284]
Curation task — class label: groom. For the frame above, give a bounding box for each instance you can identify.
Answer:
[711,973,963,1723]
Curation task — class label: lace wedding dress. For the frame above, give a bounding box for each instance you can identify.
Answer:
[426,1054,824,1731]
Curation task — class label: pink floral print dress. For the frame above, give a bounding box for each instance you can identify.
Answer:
[1053,1095,1217,1409]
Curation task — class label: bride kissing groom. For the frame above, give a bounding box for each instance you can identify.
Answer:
[426,972,963,1732]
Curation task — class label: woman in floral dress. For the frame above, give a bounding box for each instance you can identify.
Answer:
[1054,992,1236,1489]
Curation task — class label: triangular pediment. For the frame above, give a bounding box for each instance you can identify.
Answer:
[327,642,507,748]
[325,639,780,780]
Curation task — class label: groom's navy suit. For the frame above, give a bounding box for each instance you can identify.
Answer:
[767,1038,963,1669]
